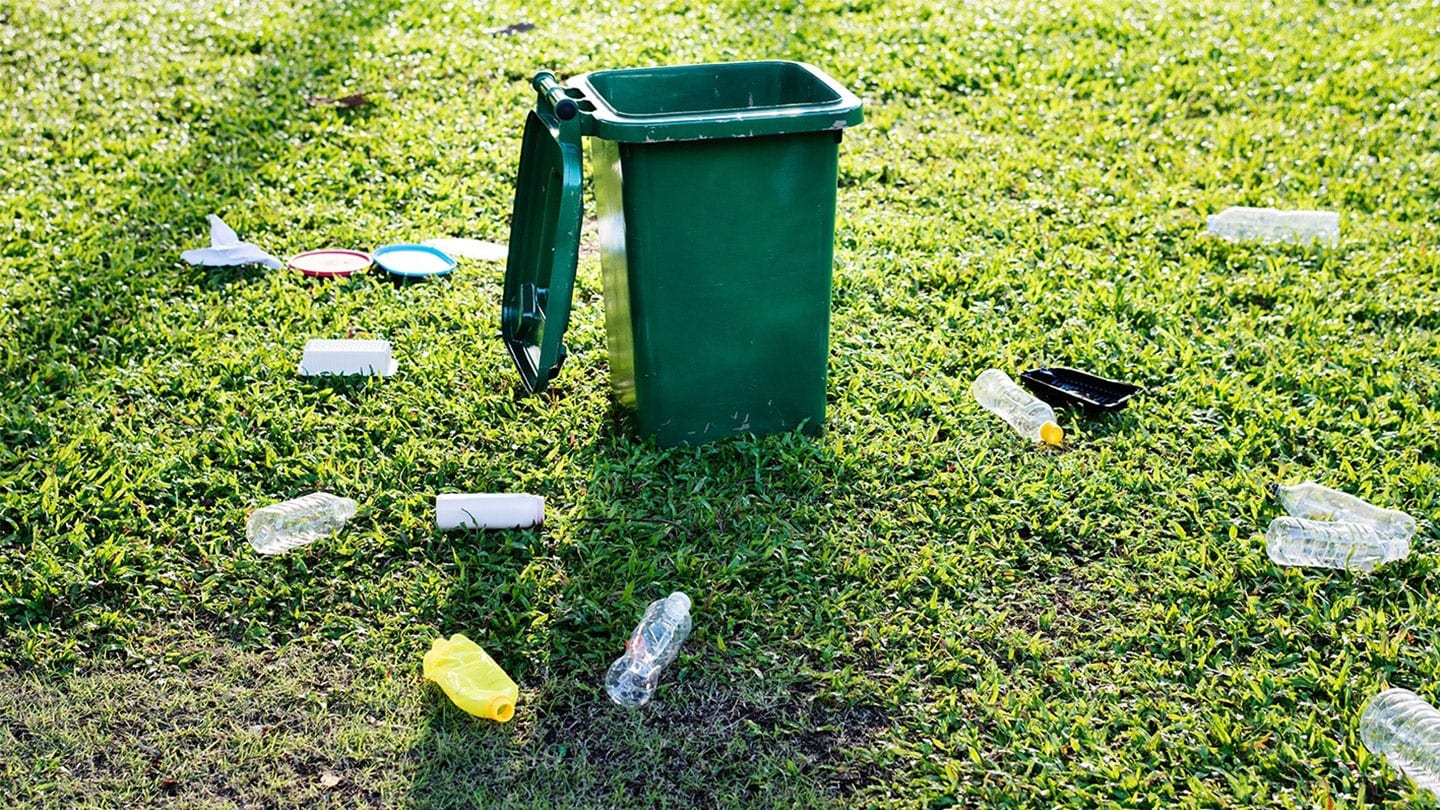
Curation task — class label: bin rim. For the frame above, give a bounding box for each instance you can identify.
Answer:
[570,60,863,143]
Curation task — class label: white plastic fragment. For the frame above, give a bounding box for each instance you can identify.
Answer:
[1205,206,1339,246]
[297,339,398,377]
[435,494,544,530]
[421,237,508,261]
[181,215,284,269]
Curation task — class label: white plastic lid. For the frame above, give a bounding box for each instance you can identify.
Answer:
[667,592,692,613]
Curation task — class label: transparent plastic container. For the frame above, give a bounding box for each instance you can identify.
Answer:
[245,492,357,555]
[972,369,1063,446]
[423,634,519,723]
[1265,516,1407,572]
[1271,481,1418,541]
[1206,206,1339,246]
[605,592,693,708]
[1360,687,1440,798]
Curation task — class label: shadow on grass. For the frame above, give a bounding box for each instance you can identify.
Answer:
[407,428,892,806]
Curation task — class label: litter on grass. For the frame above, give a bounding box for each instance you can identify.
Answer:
[424,634,519,722]
[1205,206,1339,246]
[287,249,373,278]
[1264,481,1415,571]
[246,492,357,555]
[973,369,1063,446]
[298,339,398,377]
[374,244,457,279]
[435,494,544,530]
[181,215,283,269]
[421,237,508,261]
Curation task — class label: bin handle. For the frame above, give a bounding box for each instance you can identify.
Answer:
[532,72,578,121]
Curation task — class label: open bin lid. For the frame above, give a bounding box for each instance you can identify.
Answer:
[501,74,585,393]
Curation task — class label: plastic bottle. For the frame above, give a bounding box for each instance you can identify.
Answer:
[1360,688,1440,797]
[971,369,1063,446]
[605,592,693,708]
[423,634,519,722]
[435,493,544,530]
[245,492,357,555]
[1205,206,1339,246]
[1270,481,1418,541]
[1265,516,1408,572]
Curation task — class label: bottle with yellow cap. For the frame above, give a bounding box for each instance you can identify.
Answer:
[972,368,1064,446]
[423,634,519,723]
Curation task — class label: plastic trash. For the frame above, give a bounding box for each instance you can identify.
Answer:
[1265,516,1407,572]
[435,494,544,530]
[423,634,519,722]
[972,369,1063,446]
[1205,206,1339,246]
[1361,688,1440,798]
[246,492,357,555]
[1270,481,1418,541]
[1019,366,1142,413]
[181,214,283,269]
[605,592,693,708]
[374,244,457,279]
[297,339,398,377]
[287,249,373,278]
[421,237,508,261]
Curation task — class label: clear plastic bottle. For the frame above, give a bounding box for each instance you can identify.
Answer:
[1205,207,1339,246]
[1270,481,1418,541]
[1360,688,1440,797]
[605,592,693,708]
[1265,516,1408,572]
[971,369,1063,446]
[245,492,357,555]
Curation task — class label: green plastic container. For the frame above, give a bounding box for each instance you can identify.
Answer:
[501,61,862,446]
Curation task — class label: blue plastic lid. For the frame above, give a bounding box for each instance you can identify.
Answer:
[373,244,457,278]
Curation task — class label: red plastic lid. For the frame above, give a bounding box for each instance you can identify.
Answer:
[288,249,373,278]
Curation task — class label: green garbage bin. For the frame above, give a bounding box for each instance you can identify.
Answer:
[501,61,863,446]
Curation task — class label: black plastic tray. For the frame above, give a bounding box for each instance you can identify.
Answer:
[1020,367,1142,413]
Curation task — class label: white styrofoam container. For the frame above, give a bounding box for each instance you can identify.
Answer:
[297,339,398,377]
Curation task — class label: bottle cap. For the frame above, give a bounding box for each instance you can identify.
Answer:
[1040,422,1063,446]
[667,592,692,613]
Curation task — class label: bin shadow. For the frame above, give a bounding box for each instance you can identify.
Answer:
[407,427,892,806]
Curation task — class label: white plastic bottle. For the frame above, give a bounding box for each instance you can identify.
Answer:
[605,592,693,708]
[1360,688,1440,797]
[1271,481,1418,541]
[246,492,357,555]
[1265,516,1407,572]
[971,369,1063,446]
[435,494,544,530]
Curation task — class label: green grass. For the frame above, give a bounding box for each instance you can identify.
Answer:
[2,0,1439,806]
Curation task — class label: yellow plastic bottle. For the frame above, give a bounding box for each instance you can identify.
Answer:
[423,634,519,723]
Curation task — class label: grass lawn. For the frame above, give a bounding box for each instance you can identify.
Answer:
[3,0,1439,806]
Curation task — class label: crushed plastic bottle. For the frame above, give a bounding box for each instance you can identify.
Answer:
[972,369,1063,446]
[423,634,519,722]
[1206,206,1339,246]
[1265,516,1407,572]
[1360,688,1440,798]
[245,492,357,555]
[605,592,693,708]
[1270,481,1418,542]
